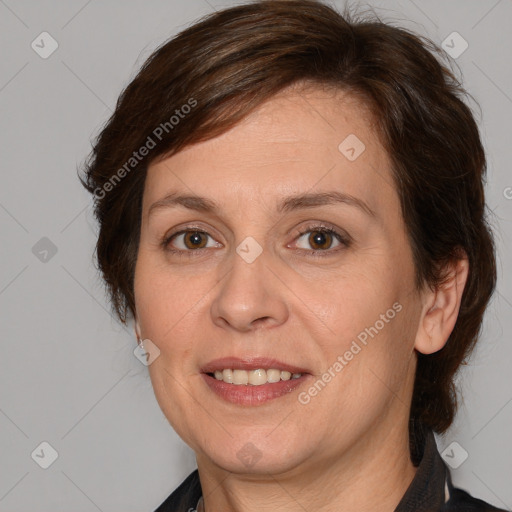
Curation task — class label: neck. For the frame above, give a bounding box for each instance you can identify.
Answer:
[196,415,417,512]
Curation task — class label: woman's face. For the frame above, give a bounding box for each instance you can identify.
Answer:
[134,86,425,475]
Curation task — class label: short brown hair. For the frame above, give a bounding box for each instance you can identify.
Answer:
[79,0,496,435]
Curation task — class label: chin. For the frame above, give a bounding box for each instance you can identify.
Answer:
[198,432,310,476]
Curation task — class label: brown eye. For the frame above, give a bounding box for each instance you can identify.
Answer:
[307,230,334,250]
[183,231,208,249]
[295,227,345,252]
[164,229,220,253]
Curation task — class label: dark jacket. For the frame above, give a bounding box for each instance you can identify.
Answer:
[155,427,507,511]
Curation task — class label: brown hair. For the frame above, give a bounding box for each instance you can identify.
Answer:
[79,0,496,434]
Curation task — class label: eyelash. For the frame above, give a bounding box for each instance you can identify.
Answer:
[293,226,350,258]
[161,224,351,258]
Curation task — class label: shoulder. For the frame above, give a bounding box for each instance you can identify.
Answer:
[153,469,201,512]
[443,474,508,511]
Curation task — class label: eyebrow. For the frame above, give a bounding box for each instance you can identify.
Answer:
[147,191,376,219]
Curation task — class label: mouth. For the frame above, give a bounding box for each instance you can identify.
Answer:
[201,357,311,406]
[207,368,303,385]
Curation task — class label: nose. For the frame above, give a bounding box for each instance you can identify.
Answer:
[210,246,289,332]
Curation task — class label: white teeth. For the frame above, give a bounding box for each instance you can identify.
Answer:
[266,369,281,383]
[248,368,267,385]
[222,369,233,383]
[211,368,303,385]
[280,371,292,381]
[233,369,249,385]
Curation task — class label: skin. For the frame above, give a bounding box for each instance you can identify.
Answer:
[133,84,468,512]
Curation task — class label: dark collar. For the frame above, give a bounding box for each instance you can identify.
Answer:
[395,426,448,511]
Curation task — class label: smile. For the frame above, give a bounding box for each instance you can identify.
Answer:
[210,368,303,385]
[201,357,310,405]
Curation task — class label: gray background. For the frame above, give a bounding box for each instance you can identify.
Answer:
[1,0,511,510]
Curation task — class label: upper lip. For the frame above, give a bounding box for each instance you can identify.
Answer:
[201,357,310,375]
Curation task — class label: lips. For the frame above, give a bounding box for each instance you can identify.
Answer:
[200,356,311,406]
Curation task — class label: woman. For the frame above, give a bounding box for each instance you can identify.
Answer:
[79,1,504,510]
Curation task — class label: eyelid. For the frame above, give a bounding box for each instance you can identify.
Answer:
[289,222,351,256]
[161,226,221,253]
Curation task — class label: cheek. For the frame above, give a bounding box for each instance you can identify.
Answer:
[301,263,401,352]
[134,251,204,344]
[314,309,416,434]
[307,267,416,402]
[146,362,201,449]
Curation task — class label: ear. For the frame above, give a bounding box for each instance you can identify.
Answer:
[414,252,469,355]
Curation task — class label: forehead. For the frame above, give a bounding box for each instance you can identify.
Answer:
[144,86,397,219]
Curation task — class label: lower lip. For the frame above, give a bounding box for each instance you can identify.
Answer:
[202,373,309,406]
